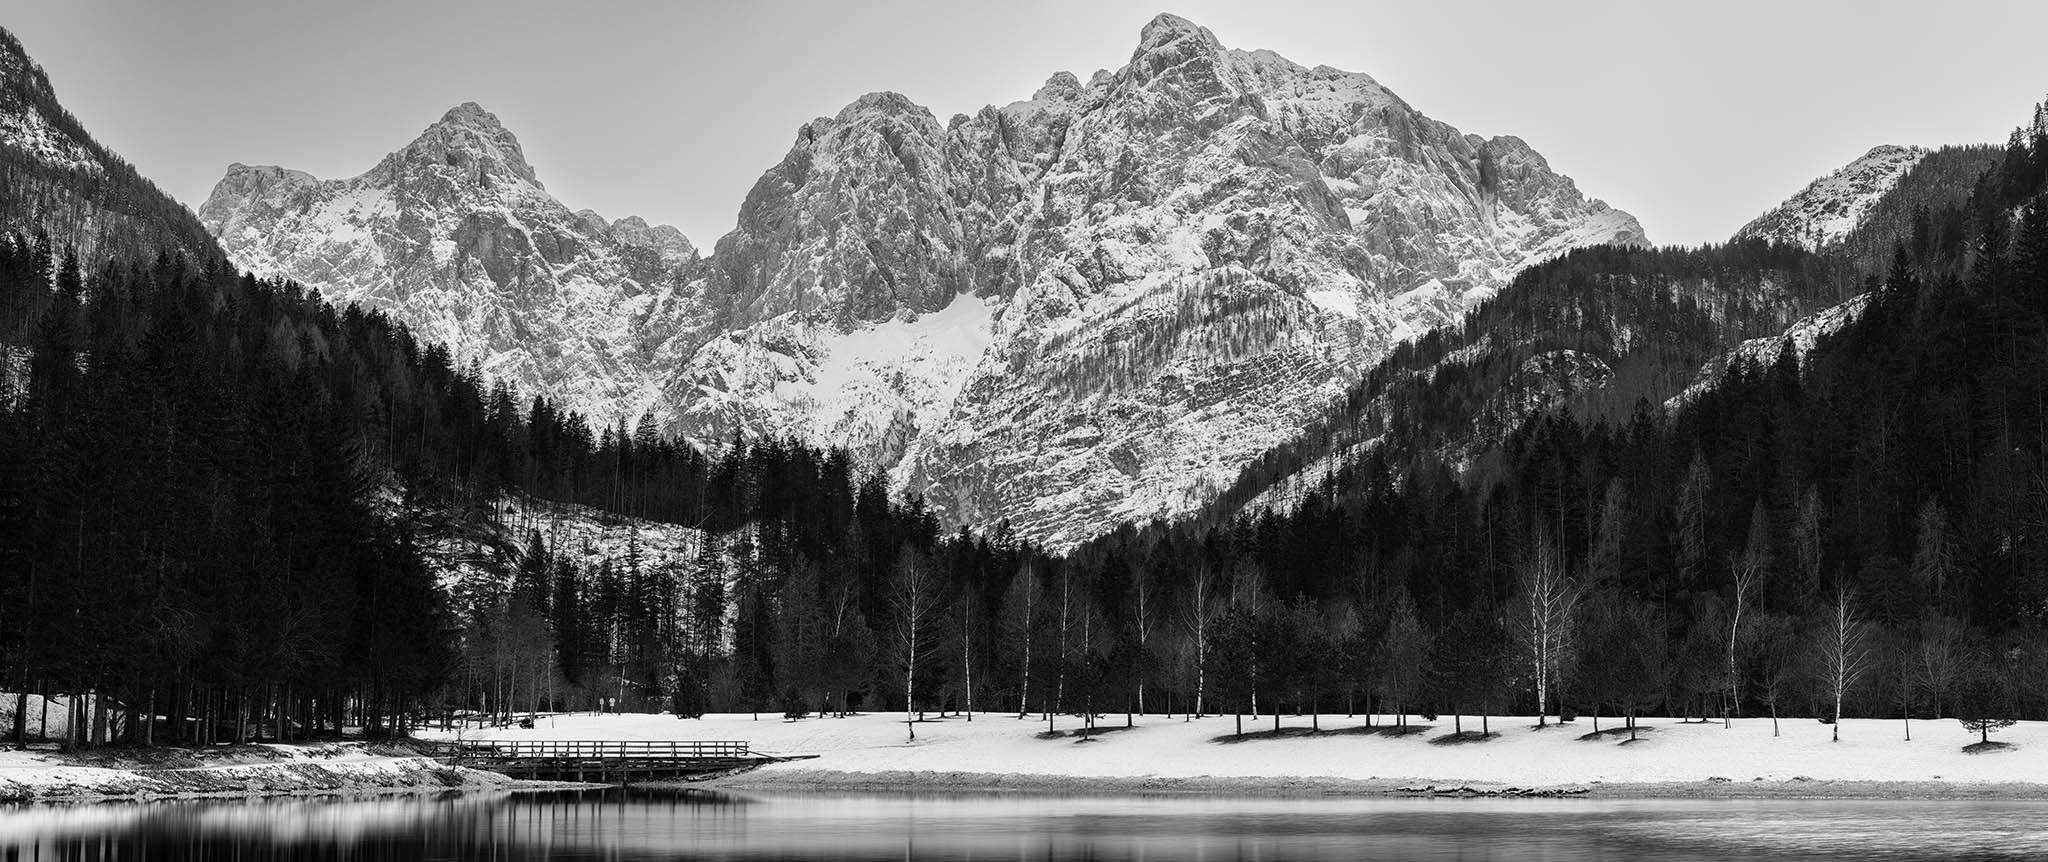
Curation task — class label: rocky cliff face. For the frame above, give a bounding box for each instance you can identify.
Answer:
[199,103,697,424]
[1733,145,1928,250]
[203,14,1644,548]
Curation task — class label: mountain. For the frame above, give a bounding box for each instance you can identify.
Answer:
[1831,144,2005,274]
[1733,145,1929,250]
[202,14,1645,548]
[198,103,698,425]
[636,14,1646,547]
[1208,241,1859,519]
[0,27,219,265]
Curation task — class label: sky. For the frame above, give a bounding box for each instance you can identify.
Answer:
[3,0,2045,249]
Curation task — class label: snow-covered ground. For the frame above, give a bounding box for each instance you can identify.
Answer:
[0,743,513,802]
[435,710,2047,796]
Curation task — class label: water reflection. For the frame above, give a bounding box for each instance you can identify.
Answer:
[1,789,2044,860]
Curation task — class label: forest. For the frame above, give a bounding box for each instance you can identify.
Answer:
[3,103,2047,749]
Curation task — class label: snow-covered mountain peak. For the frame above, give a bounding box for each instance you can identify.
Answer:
[1733,144,1929,250]
[1121,12,1250,105]
[367,101,541,190]
[206,17,1645,550]
[1135,12,1219,54]
[199,103,696,427]
[834,91,938,126]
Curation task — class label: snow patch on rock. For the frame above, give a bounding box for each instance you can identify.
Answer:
[1734,146,1929,250]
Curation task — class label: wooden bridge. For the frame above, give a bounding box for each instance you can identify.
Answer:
[429,739,808,783]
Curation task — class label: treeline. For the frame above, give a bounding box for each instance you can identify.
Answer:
[0,229,956,747]
[6,81,2047,751]
[491,103,2048,740]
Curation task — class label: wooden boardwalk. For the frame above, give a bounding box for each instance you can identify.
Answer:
[429,739,803,783]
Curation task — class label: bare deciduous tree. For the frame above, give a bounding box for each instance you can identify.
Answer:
[1510,538,1581,726]
[1724,500,1771,727]
[1815,585,1876,742]
[1175,561,1219,718]
[890,546,944,742]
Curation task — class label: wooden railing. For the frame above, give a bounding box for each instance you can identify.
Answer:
[431,739,755,762]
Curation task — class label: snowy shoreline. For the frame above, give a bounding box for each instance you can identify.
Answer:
[8,710,2043,804]
[0,742,545,803]
[707,769,2048,800]
[447,711,2048,801]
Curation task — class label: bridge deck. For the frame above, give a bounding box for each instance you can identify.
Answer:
[429,739,791,783]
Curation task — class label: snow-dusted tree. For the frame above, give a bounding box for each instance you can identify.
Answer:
[1724,499,1771,727]
[889,546,945,741]
[1815,585,1877,742]
[1510,538,1581,725]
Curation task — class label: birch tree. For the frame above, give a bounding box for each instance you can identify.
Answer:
[1724,500,1770,727]
[999,563,1042,717]
[1175,561,1219,717]
[1510,539,1581,725]
[890,546,944,741]
[1816,585,1876,742]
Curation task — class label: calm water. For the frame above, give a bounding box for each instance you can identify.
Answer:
[2,789,2045,861]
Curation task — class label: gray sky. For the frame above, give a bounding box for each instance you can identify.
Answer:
[5,0,2045,249]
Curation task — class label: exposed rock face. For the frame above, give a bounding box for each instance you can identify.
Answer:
[676,14,1644,545]
[203,14,1644,548]
[198,103,698,424]
[1733,145,1928,250]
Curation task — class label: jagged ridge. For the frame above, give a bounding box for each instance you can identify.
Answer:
[198,103,698,425]
[201,14,1646,549]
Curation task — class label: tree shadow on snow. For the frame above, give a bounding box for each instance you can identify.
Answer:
[1963,741,2015,754]
[1208,723,1437,744]
[1428,731,1502,746]
[1037,725,1141,742]
[1577,726,1654,742]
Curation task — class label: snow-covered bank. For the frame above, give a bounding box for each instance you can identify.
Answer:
[441,711,2048,798]
[0,743,519,802]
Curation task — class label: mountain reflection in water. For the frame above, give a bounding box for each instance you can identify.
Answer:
[2,789,2045,860]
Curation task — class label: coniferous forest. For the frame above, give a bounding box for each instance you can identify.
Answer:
[3,102,2048,750]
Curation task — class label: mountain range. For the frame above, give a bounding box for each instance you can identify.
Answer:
[195,13,1646,547]
[0,15,1997,550]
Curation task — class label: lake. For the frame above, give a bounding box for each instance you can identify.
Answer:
[2,789,2045,860]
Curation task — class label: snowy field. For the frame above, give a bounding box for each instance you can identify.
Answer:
[436,710,2048,795]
